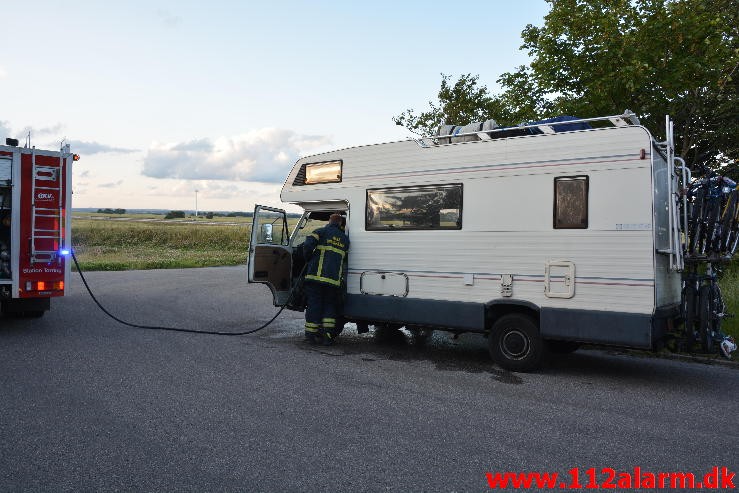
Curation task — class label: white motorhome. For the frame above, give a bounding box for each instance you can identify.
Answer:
[248,112,687,370]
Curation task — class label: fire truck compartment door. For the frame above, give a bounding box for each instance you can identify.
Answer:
[0,158,11,183]
[248,205,293,306]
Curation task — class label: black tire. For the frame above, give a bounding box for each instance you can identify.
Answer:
[407,326,433,345]
[720,190,738,254]
[547,340,581,354]
[698,284,716,352]
[717,192,730,251]
[682,283,698,345]
[488,313,545,372]
[373,323,406,345]
[1,309,45,319]
[729,229,739,257]
[1,299,49,317]
[703,198,722,254]
[688,187,705,255]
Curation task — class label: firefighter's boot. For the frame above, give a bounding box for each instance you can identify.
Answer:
[305,322,320,344]
[320,330,335,346]
[321,318,336,346]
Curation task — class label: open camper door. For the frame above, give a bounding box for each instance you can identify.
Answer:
[248,205,293,306]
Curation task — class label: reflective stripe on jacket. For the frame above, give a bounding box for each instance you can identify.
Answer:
[303,223,349,287]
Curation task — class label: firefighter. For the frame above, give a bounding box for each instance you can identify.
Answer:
[303,214,349,345]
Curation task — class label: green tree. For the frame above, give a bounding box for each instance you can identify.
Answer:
[164,210,186,219]
[395,0,738,175]
[393,74,511,136]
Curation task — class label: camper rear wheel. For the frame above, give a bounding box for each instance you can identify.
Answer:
[488,313,544,372]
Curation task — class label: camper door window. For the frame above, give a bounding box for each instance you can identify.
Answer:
[256,213,288,245]
[291,215,327,246]
[366,184,462,230]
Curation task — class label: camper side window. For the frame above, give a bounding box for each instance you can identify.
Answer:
[553,176,589,229]
[366,184,462,230]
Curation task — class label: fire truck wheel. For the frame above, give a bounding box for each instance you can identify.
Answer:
[1,309,45,318]
[1,300,48,318]
[1,310,45,318]
[488,313,545,372]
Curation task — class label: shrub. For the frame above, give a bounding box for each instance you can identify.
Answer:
[164,210,186,219]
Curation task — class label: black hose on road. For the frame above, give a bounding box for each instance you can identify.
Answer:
[71,251,288,336]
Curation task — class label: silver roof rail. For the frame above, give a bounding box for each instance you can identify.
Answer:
[413,110,641,148]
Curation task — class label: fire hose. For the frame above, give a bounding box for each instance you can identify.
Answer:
[71,250,301,336]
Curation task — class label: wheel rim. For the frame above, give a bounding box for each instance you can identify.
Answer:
[500,329,530,360]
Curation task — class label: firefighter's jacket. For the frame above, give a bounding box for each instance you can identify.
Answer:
[303,223,349,287]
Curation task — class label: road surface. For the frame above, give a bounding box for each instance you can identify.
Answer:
[1,266,737,492]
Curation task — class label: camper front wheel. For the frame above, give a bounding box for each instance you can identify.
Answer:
[488,313,544,372]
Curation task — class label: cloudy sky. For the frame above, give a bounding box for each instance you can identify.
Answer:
[0,0,548,212]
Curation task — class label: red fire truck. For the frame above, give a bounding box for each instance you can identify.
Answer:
[0,138,75,317]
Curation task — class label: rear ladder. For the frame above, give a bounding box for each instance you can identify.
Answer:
[30,150,64,264]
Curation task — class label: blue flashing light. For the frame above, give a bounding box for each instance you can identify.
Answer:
[59,249,71,256]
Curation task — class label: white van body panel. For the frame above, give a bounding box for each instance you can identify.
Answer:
[278,125,682,348]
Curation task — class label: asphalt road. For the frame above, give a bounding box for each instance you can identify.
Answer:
[1,266,737,492]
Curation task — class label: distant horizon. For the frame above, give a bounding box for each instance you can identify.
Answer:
[73,207,247,213]
[72,207,303,216]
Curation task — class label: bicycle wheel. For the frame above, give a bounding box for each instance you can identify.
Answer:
[720,190,739,255]
[729,221,739,256]
[698,283,721,353]
[702,196,722,255]
[698,285,713,352]
[682,282,698,345]
[687,187,705,255]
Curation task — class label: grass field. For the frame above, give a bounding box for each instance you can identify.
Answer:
[72,218,251,271]
[72,212,254,223]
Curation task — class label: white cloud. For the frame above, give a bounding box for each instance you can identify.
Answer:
[99,180,123,188]
[130,178,292,212]
[142,128,331,183]
[68,140,138,155]
[145,180,276,201]
[156,9,182,27]
[0,121,65,145]
[19,123,65,141]
[0,121,11,140]
[2,123,129,154]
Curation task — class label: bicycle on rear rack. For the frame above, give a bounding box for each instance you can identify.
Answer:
[683,170,738,259]
[679,167,737,359]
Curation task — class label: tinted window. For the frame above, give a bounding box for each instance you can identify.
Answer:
[366,184,462,230]
[554,176,589,229]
